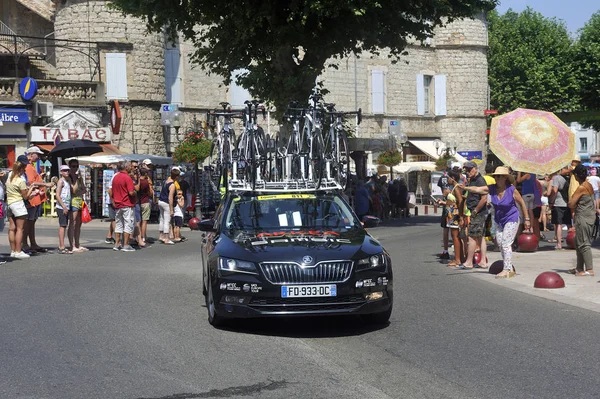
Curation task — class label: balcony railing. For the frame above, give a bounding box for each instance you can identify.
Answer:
[0,77,105,105]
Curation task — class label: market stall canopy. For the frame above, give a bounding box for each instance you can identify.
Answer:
[374,161,437,175]
[72,154,173,165]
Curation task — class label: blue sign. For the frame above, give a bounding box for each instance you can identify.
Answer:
[457,151,483,160]
[162,104,177,112]
[19,77,38,101]
[389,120,399,126]
[0,108,30,124]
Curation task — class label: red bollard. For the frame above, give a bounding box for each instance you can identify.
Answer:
[434,204,438,213]
[424,206,429,215]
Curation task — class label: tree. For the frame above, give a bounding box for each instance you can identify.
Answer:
[575,12,600,130]
[488,8,580,114]
[110,0,496,119]
[376,149,403,179]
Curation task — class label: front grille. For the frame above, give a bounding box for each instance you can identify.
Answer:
[248,294,366,312]
[260,261,353,284]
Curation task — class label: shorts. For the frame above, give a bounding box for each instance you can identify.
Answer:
[172,216,183,227]
[115,206,135,234]
[71,197,83,211]
[26,205,40,221]
[56,208,69,227]
[551,206,572,226]
[541,196,549,206]
[595,190,600,201]
[134,203,141,223]
[533,207,541,219]
[440,206,448,228]
[7,200,28,218]
[523,194,535,210]
[468,211,487,237]
[141,203,151,221]
[107,204,116,221]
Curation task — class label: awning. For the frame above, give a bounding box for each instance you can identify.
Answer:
[36,143,123,156]
[74,153,173,165]
[409,139,468,164]
[375,161,438,175]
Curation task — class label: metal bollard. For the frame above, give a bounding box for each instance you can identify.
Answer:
[414,206,418,216]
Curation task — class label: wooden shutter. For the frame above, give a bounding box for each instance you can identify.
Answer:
[434,74,447,116]
[165,48,182,105]
[230,69,251,107]
[105,53,128,100]
[371,70,385,114]
[416,74,425,116]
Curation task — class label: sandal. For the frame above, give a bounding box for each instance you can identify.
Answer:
[58,248,73,255]
[32,247,49,253]
[548,239,558,243]
[575,271,594,276]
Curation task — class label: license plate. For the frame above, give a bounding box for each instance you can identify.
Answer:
[281,284,337,298]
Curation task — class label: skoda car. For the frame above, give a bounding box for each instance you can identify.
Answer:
[199,191,393,326]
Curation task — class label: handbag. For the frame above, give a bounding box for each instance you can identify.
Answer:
[81,201,92,223]
[593,214,600,240]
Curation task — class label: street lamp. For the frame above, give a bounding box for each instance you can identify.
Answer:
[172,110,181,142]
[433,139,457,157]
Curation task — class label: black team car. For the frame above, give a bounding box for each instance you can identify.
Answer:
[199,189,393,327]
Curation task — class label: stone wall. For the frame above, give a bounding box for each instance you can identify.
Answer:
[54,0,165,102]
[3,0,53,38]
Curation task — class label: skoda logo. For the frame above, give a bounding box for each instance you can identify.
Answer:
[302,255,314,265]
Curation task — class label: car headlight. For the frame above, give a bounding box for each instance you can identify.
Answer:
[356,254,386,271]
[219,257,258,275]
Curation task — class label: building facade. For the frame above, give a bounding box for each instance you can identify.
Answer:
[0,0,488,174]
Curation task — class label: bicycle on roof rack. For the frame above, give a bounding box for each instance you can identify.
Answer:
[207,102,242,195]
[322,103,362,192]
[235,99,267,190]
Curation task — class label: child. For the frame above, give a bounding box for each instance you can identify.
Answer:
[172,190,185,242]
[444,193,464,267]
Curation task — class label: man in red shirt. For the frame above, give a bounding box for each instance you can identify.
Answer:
[111,161,136,252]
[24,146,53,253]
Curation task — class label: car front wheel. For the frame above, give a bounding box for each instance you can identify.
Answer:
[205,276,225,327]
[361,304,392,325]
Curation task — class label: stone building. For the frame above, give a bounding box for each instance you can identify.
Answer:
[0,0,488,176]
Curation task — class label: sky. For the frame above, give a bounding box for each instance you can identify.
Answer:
[495,0,599,35]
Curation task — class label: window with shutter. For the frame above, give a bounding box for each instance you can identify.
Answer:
[165,48,182,105]
[416,74,425,115]
[434,74,447,116]
[105,53,128,100]
[230,69,251,107]
[371,70,385,115]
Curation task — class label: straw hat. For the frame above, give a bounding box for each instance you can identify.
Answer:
[490,166,515,183]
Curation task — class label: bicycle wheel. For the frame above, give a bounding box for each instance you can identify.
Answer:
[249,133,257,190]
[221,138,230,193]
[311,129,324,189]
[209,138,223,189]
[333,132,349,191]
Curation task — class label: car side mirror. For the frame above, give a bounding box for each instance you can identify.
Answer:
[198,219,216,232]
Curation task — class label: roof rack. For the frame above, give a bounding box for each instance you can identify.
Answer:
[228,178,342,193]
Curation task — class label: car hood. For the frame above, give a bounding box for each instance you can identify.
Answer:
[214,229,383,264]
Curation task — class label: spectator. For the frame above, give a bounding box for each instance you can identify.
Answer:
[111,161,136,252]
[437,168,452,259]
[55,165,73,254]
[6,157,38,259]
[464,166,529,277]
[23,146,53,253]
[458,161,489,269]
[546,165,571,250]
[388,180,399,218]
[129,160,146,248]
[139,168,154,243]
[104,165,117,245]
[567,164,596,276]
[442,170,464,267]
[158,167,180,244]
[172,189,185,242]
[396,178,409,218]
[586,167,600,212]
[68,159,88,252]
[517,171,540,239]
[353,180,370,222]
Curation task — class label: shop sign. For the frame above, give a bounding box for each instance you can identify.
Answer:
[19,78,38,101]
[30,110,112,143]
[457,151,483,160]
[0,108,30,124]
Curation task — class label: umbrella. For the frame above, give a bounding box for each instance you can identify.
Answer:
[48,139,103,158]
[489,108,576,175]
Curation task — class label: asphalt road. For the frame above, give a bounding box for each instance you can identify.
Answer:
[1,218,600,398]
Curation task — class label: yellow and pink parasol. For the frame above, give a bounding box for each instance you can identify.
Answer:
[489,108,577,174]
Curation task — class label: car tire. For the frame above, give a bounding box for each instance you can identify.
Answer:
[202,268,207,296]
[206,276,225,327]
[361,304,392,325]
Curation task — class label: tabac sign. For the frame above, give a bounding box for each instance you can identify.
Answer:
[30,110,112,143]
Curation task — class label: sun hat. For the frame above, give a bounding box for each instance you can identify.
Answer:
[26,146,44,154]
[490,166,511,176]
[60,165,70,171]
[142,158,152,165]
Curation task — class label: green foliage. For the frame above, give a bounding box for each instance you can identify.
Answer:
[488,8,580,114]
[575,12,600,130]
[172,131,212,165]
[376,149,403,167]
[435,154,455,171]
[109,0,497,119]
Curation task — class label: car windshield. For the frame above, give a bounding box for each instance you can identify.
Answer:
[224,192,358,233]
